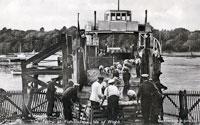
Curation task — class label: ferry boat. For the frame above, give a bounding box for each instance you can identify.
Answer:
[85,6,162,79]
[1,1,199,124]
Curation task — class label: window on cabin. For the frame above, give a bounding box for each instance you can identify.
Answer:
[122,13,126,21]
[111,13,116,21]
[127,12,131,21]
[116,13,121,20]
[105,14,109,21]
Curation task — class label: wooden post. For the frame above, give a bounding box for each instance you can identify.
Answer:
[27,63,38,109]
[61,33,68,89]
[68,35,73,54]
[94,11,96,30]
[183,90,188,120]
[141,37,150,74]
[179,90,184,122]
[21,61,29,118]
[118,0,120,10]
[179,90,188,122]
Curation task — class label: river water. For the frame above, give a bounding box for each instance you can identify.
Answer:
[0,56,200,91]
[160,56,200,91]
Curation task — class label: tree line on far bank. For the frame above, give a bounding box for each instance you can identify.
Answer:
[0,26,199,54]
[0,26,77,54]
[153,28,200,52]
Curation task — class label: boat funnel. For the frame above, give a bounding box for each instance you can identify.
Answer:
[94,11,96,30]
[145,10,148,25]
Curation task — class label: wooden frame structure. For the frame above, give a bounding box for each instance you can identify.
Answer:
[21,33,71,118]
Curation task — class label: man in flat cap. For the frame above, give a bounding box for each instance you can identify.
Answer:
[89,77,105,107]
[137,74,158,124]
[104,79,120,120]
[62,81,79,121]
[46,79,57,119]
[153,71,167,121]
[122,68,131,97]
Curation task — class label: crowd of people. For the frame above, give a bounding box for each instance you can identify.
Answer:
[45,58,167,124]
[88,72,167,123]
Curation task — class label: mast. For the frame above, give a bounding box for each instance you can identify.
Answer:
[94,11,96,30]
[118,0,120,10]
[145,10,148,32]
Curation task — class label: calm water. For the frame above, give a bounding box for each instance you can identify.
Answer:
[0,56,200,91]
[160,56,200,91]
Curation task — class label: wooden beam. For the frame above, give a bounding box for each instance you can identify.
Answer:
[61,33,69,88]
[166,95,179,109]
[35,65,62,70]
[31,100,48,111]
[24,75,48,87]
[24,68,62,75]
[24,42,61,65]
[38,87,46,91]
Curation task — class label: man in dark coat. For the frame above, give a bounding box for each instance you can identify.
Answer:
[153,71,167,121]
[137,74,158,124]
[46,80,57,118]
[62,81,79,121]
[112,69,119,78]
[122,68,131,96]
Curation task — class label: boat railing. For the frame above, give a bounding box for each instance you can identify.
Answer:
[152,37,162,55]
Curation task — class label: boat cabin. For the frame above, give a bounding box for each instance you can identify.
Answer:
[98,10,138,32]
[85,9,155,61]
[104,10,132,21]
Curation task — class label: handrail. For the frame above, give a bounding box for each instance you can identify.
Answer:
[152,37,162,55]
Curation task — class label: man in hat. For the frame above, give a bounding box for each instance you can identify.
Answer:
[127,90,137,101]
[62,81,79,121]
[137,74,158,123]
[135,56,141,77]
[46,79,57,118]
[153,71,167,121]
[104,79,120,120]
[89,77,104,107]
[122,68,131,96]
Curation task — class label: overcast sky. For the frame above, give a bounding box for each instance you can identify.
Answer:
[0,0,200,31]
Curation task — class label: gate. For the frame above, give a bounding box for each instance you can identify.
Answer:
[163,90,200,123]
[0,90,63,122]
[30,91,63,117]
[0,90,23,122]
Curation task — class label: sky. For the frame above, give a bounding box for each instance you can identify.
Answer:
[0,0,200,31]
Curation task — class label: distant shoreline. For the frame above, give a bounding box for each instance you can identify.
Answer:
[162,52,200,57]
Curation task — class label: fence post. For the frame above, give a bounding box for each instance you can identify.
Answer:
[183,90,188,120]
[179,90,188,122]
[179,90,184,121]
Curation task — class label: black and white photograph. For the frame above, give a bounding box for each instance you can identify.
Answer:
[0,0,200,124]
